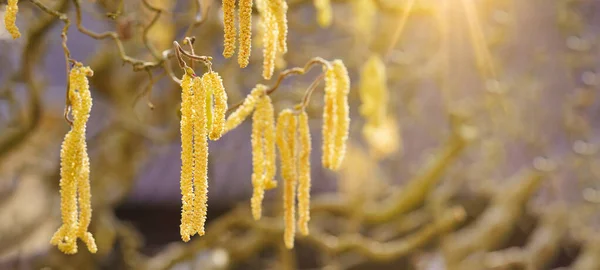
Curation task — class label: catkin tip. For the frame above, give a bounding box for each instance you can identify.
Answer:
[4,0,21,39]
[238,0,253,68]
[297,110,312,236]
[222,0,237,58]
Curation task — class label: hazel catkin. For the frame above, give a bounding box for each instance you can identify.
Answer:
[257,0,278,79]
[203,71,228,140]
[276,109,298,249]
[4,0,20,39]
[330,59,350,170]
[179,71,196,242]
[321,64,337,169]
[268,0,288,53]
[297,110,312,235]
[51,64,97,254]
[238,0,253,68]
[192,76,209,236]
[222,0,236,58]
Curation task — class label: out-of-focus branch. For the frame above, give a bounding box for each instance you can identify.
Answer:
[362,130,474,223]
[72,0,168,71]
[445,168,547,268]
[304,206,466,261]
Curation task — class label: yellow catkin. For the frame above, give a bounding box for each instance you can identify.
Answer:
[4,0,20,39]
[250,95,277,220]
[257,0,278,80]
[297,110,311,235]
[351,0,376,41]
[224,84,266,132]
[250,96,267,220]
[203,71,228,140]
[193,76,209,236]
[238,0,253,68]
[222,0,236,58]
[179,71,195,242]
[268,0,288,53]
[276,109,297,249]
[330,60,350,170]
[359,54,388,125]
[321,65,337,169]
[262,96,277,190]
[51,64,96,254]
[313,0,332,28]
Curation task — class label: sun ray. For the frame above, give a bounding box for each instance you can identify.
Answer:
[460,0,497,80]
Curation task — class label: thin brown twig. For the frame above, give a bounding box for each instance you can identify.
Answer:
[298,73,325,111]
[173,41,213,72]
[141,0,163,60]
[183,37,196,69]
[29,0,73,125]
[72,0,165,71]
[227,57,331,114]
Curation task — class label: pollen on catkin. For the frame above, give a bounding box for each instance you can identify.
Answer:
[250,95,277,220]
[192,76,209,236]
[262,96,277,191]
[297,110,312,236]
[224,84,267,132]
[313,0,332,28]
[4,0,20,39]
[257,0,278,79]
[222,0,236,58]
[203,71,228,140]
[268,0,288,53]
[238,0,253,68]
[321,64,337,169]
[276,109,298,249]
[330,60,350,170]
[179,71,196,242]
[51,64,97,254]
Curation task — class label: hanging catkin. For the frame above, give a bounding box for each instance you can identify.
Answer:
[193,75,209,236]
[268,0,288,53]
[51,64,97,254]
[222,0,236,58]
[204,71,228,140]
[4,0,20,39]
[238,0,253,67]
[179,71,196,242]
[330,60,350,170]
[321,64,337,169]
[276,109,298,249]
[297,110,312,235]
[257,0,278,79]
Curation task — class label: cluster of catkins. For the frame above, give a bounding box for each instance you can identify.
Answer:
[181,58,350,248]
[2,0,351,254]
[222,0,288,79]
[52,64,97,254]
[178,67,228,241]
[3,0,20,39]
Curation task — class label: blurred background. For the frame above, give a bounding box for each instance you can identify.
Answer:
[1,0,600,269]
